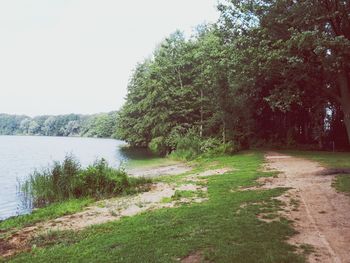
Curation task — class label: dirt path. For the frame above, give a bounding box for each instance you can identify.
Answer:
[265,152,350,263]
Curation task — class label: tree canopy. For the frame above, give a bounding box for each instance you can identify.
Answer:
[116,0,350,151]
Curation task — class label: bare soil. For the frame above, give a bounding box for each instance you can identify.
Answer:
[3,154,349,262]
[1,172,207,257]
[181,251,204,263]
[128,163,192,178]
[264,152,350,263]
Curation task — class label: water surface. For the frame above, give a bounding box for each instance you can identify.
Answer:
[0,136,129,220]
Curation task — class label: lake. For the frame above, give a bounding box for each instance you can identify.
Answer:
[0,136,132,220]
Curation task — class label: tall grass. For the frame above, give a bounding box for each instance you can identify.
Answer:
[22,156,150,207]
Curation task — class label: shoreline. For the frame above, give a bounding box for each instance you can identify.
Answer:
[1,151,349,262]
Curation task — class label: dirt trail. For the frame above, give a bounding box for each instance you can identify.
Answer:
[265,152,350,263]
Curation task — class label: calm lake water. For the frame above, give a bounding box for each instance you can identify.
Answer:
[0,136,131,220]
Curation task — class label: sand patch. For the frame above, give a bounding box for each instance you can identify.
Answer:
[1,181,208,257]
[128,164,192,178]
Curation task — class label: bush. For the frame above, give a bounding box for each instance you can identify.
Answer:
[200,138,222,153]
[148,136,168,156]
[170,129,202,160]
[22,156,150,207]
[74,159,130,198]
[213,141,238,155]
[168,128,240,160]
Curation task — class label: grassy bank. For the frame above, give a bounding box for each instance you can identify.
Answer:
[0,157,151,236]
[0,199,92,234]
[4,152,306,263]
[286,151,350,194]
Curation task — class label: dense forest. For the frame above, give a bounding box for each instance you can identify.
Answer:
[0,112,118,138]
[116,0,350,154]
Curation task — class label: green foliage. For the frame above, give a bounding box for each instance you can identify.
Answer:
[170,130,202,160]
[199,137,222,153]
[148,136,168,156]
[116,0,350,150]
[0,112,118,138]
[22,156,150,207]
[169,128,239,160]
[208,141,238,155]
[73,159,130,198]
[81,112,118,138]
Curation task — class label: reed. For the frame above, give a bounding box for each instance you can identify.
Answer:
[22,156,150,207]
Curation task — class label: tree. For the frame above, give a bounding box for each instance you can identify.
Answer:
[218,0,350,146]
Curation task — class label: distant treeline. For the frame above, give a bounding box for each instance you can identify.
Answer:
[0,112,118,138]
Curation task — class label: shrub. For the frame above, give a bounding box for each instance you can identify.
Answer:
[74,159,130,198]
[22,156,150,207]
[200,138,222,153]
[213,141,238,155]
[169,129,240,160]
[148,136,168,156]
[170,129,202,160]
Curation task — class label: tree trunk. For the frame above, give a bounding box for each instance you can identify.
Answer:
[341,102,350,145]
[338,70,350,144]
[222,120,226,144]
[177,69,183,89]
[200,89,203,138]
[304,121,309,143]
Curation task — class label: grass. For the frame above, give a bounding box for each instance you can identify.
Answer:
[0,198,92,233]
[5,152,305,263]
[286,150,350,194]
[332,175,350,195]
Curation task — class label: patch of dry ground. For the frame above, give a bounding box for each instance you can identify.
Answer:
[1,165,232,258]
[185,168,232,183]
[181,251,204,263]
[262,152,350,263]
[128,163,192,178]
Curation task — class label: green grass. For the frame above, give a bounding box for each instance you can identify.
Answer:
[6,152,305,263]
[332,175,350,195]
[286,150,350,194]
[0,198,92,233]
[171,190,196,200]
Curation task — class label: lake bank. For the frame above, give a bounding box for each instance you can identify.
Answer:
[0,136,154,220]
[1,150,349,262]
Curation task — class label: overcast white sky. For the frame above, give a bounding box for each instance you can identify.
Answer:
[0,0,219,116]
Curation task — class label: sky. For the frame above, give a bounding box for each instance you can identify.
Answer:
[0,0,220,117]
